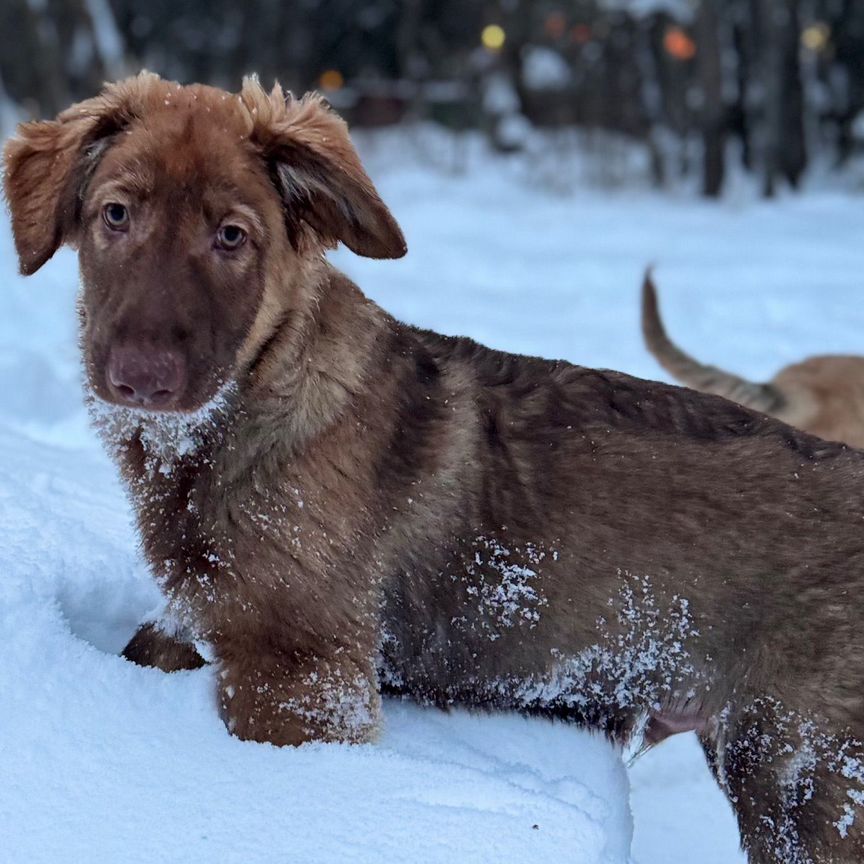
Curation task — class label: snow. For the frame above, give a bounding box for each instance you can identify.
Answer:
[522,47,571,91]
[599,0,695,20]
[83,0,127,76]
[2,127,864,863]
[482,73,520,114]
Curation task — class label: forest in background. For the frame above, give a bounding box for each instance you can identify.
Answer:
[1,0,863,197]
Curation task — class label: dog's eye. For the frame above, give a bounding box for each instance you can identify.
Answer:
[215,224,247,251]
[102,203,129,231]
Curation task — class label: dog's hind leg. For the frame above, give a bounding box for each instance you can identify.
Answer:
[709,697,864,863]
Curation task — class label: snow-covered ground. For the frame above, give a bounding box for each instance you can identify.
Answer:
[2,132,863,863]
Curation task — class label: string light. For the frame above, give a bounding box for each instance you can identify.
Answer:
[544,12,567,40]
[481,24,506,52]
[664,26,696,61]
[319,69,344,91]
[801,23,830,52]
[571,24,592,45]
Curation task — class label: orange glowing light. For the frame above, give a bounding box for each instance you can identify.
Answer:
[320,69,344,91]
[571,24,592,45]
[545,12,567,40]
[664,27,696,61]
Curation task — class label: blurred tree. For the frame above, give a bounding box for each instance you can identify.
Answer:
[1,0,862,196]
[819,0,864,165]
[0,0,112,116]
[694,0,725,196]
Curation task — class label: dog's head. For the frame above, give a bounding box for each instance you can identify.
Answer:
[3,73,405,413]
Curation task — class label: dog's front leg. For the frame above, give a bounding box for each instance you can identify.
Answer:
[122,622,207,672]
[215,643,380,746]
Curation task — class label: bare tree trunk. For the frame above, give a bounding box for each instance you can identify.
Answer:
[730,4,753,173]
[696,0,726,197]
[830,0,864,166]
[753,0,782,197]
[395,0,426,122]
[779,0,807,187]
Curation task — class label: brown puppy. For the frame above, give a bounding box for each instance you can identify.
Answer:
[643,272,864,448]
[5,74,864,863]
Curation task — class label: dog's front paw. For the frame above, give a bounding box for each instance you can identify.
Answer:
[122,622,207,672]
[218,651,380,746]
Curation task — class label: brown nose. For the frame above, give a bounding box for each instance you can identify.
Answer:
[106,345,186,409]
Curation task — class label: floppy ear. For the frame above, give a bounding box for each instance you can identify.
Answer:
[2,113,102,275]
[2,72,160,275]
[242,80,406,260]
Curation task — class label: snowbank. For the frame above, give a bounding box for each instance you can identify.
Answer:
[0,420,628,861]
[0,419,630,864]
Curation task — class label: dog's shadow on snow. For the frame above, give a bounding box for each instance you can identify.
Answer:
[55,567,161,655]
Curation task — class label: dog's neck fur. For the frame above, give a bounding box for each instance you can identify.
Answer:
[240,261,389,460]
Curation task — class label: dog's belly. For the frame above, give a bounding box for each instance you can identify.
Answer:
[377,613,682,741]
[377,536,707,740]
[643,710,707,745]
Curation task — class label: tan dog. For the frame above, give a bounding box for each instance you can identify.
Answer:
[6,74,864,863]
[643,272,864,448]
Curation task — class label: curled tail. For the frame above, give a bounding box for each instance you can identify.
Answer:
[641,270,785,414]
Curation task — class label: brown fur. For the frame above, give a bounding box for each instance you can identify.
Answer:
[643,271,864,448]
[6,74,864,862]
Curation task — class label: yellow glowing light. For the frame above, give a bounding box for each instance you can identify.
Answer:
[802,23,830,52]
[481,24,506,51]
[320,69,344,91]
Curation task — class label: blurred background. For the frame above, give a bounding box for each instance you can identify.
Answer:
[0,6,862,864]
[1,0,864,197]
